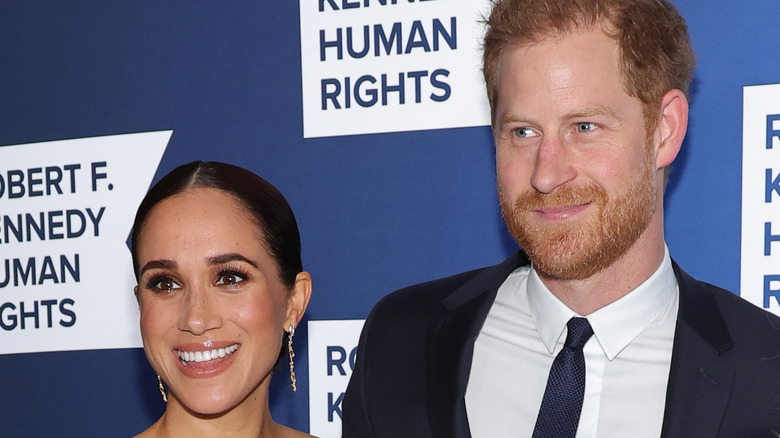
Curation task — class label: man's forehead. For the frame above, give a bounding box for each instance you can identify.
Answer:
[503,21,618,52]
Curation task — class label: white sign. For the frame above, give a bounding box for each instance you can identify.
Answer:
[308,319,365,437]
[0,131,170,354]
[300,0,491,138]
[741,83,780,315]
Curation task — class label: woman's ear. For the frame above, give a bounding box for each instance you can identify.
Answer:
[285,271,312,329]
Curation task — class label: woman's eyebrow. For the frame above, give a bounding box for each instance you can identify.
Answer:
[140,259,177,275]
[206,253,259,269]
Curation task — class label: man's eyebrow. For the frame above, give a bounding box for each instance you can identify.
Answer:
[499,111,534,126]
[567,104,621,120]
[206,253,259,269]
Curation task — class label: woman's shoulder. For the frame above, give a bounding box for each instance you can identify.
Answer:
[131,427,156,438]
[277,424,316,438]
[131,417,164,438]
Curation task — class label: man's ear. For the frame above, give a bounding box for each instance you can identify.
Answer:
[654,88,689,169]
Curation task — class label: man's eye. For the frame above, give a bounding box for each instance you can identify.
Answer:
[576,122,597,132]
[514,127,538,138]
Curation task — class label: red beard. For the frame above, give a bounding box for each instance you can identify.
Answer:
[499,153,657,281]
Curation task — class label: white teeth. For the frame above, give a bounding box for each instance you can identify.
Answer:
[178,344,239,364]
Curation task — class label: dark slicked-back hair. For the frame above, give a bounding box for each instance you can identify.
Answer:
[483,0,695,127]
[130,161,303,288]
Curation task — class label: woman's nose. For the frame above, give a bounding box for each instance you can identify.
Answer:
[178,286,223,335]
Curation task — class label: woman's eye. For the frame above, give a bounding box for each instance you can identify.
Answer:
[514,127,538,138]
[150,277,181,292]
[216,272,246,286]
[576,122,597,132]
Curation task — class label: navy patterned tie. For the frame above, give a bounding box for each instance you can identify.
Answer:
[532,317,594,438]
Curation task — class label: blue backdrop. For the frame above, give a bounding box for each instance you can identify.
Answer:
[0,0,778,435]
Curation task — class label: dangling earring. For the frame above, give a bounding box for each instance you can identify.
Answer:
[288,323,297,392]
[157,373,168,403]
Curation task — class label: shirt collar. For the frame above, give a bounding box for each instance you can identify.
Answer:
[527,245,678,359]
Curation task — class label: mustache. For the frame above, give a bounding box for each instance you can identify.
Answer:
[510,183,607,211]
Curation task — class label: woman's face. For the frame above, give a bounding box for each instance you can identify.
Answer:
[135,187,309,415]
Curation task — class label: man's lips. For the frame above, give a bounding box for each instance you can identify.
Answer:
[532,202,591,219]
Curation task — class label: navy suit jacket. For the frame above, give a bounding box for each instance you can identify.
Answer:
[342,252,780,437]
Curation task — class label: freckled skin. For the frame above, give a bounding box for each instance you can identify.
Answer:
[134,187,312,437]
[493,26,686,314]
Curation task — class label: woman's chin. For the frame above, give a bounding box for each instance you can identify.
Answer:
[172,391,241,418]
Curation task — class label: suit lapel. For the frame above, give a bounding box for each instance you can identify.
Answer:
[425,252,527,438]
[660,262,735,438]
[421,255,735,437]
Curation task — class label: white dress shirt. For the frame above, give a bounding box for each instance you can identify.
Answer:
[465,247,679,437]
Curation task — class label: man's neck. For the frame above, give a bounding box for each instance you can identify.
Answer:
[537,225,667,316]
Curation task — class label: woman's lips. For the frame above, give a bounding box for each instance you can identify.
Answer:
[172,342,240,378]
[178,344,238,363]
[533,202,591,220]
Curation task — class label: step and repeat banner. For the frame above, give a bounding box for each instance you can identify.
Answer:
[0,132,169,353]
[741,84,780,313]
[1,1,779,436]
[299,0,490,137]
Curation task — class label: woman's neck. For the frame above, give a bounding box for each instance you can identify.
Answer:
[140,391,281,438]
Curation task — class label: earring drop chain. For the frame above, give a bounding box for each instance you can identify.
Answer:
[288,323,297,392]
[157,373,167,403]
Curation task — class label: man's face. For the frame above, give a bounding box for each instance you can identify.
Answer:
[493,26,662,281]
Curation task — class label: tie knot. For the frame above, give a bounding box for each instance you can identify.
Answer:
[564,317,593,349]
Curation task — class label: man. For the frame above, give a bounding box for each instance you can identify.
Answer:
[342,0,780,437]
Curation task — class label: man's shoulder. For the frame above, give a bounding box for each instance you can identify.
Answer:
[665,267,780,435]
[706,280,773,313]
[365,252,528,328]
[678,267,780,346]
[368,266,488,322]
[705,281,780,336]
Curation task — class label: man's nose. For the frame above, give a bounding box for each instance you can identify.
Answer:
[530,134,576,194]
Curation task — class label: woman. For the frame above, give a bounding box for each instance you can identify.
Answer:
[130,161,313,437]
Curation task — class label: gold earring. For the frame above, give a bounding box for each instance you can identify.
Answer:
[288,324,297,392]
[157,373,168,403]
